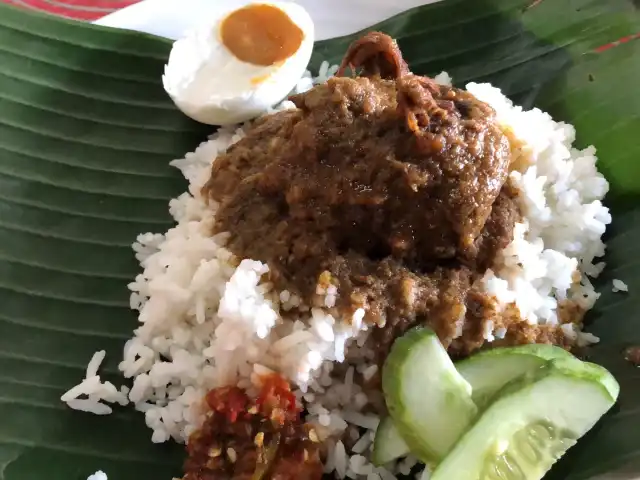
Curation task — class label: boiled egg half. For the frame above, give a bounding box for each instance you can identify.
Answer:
[163,1,314,125]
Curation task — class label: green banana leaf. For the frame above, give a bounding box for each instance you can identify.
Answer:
[0,0,638,479]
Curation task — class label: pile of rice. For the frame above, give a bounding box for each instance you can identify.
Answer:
[69,63,611,480]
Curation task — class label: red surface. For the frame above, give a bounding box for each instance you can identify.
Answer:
[595,33,640,52]
[2,0,139,21]
[1,0,637,48]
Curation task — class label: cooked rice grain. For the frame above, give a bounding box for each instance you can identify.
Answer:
[613,279,629,292]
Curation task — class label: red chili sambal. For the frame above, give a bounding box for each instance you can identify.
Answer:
[182,374,323,480]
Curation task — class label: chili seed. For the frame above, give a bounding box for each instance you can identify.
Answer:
[227,447,237,463]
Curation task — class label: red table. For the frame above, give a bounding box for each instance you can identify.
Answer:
[1,0,638,57]
[2,0,138,21]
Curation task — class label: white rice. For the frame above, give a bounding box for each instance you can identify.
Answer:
[612,279,628,293]
[468,82,609,337]
[87,472,107,480]
[86,350,106,378]
[63,61,610,478]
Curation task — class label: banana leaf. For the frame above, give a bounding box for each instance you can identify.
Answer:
[0,0,638,479]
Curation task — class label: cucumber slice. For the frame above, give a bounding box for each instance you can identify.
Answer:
[429,358,619,480]
[382,327,478,463]
[372,416,410,466]
[456,344,573,408]
[373,344,572,465]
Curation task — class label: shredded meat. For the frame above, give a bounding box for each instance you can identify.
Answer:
[337,31,410,79]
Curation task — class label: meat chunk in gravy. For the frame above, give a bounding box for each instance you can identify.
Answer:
[210,75,511,267]
[203,32,567,358]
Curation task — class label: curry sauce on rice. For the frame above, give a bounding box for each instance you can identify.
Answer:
[63,32,612,480]
[204,32,582,362]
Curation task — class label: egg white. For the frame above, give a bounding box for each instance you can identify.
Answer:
[163,1,314,126]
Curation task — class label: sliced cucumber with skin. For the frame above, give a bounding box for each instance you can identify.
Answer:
[372,416,411,466]
[373,344,573,465]
[382,327,478,463]
[428,358,619,480]
[456,344,573,409]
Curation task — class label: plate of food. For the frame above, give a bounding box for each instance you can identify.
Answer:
[0,1,638,479]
